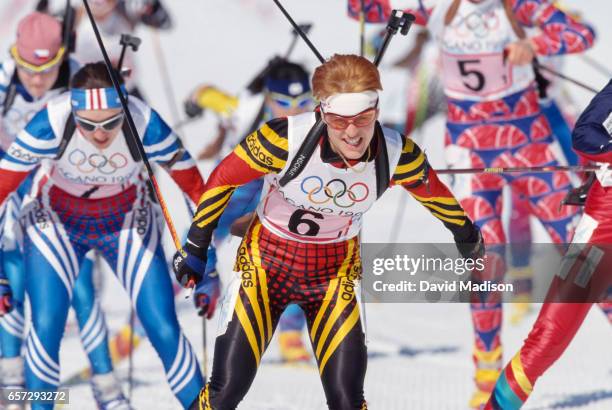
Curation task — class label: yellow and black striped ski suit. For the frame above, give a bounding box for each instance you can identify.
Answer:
[188,118,474,410]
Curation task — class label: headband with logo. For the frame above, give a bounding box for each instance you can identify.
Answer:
[70,86,127,111]
[321,90,379,116]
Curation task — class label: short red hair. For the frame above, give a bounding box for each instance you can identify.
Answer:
[312,54,382,100]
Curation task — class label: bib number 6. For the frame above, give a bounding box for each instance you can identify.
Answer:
[288,210,323,236]
[458,59,485,92]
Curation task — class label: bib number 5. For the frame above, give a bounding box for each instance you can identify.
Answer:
[458,59,485,92]
[288,210,323,236]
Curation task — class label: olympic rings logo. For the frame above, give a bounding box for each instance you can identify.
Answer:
[300,176,370,208]
[451,10,500,39]
[67,149,128,175]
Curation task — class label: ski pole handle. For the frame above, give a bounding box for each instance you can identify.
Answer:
[284,23,313,58]
[373,11,415,66]
[117,34,141,72]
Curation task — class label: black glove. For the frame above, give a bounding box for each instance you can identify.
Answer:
[455,224,485,260]
[172,242,206,287]
[184,100,204,119]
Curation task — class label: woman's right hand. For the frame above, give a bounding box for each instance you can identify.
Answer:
[172,242,207,288]
[504,39,536,66]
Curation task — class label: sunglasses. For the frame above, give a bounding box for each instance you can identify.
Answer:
[269,92,313,109]
[75,113,124,132]
[10,45,66,74]
[321,106,378,130]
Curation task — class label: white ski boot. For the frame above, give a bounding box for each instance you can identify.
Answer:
[0,357,25,410]
[90,372,131,410]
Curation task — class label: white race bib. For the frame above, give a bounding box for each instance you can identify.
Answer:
[438,0,534,101]
[260,177,370,242]
[256,112,404,244]
[442,52,513,97]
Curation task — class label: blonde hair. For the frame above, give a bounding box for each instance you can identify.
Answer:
[312,54,382,100]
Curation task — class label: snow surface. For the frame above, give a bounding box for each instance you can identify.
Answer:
[0,0,610,409]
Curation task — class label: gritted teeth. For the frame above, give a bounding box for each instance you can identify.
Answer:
[344,137,361,147]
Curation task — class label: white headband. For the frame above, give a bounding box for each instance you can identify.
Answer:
[321,90,378,116]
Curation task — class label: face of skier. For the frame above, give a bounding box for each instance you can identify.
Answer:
[12,12,64,99]
[90,0,118,18]
[75,108,124,149]
[16,66,61,99]
[265,92,313,118]
[323,107,379,160]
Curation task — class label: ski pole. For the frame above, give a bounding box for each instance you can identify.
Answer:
[579,54,612,78]
[173,116,200,132]
[534,61,599,94]
[62,0,75,52]
[81,0,186,268]
[434,164,601,175]
[284,23,313,58]
[62,0,72,44]
[117,33,141,75]
[152,30,181,125]
[128,309,136,400]
[272,0,325,63]
[201,319,208,379]
[245,23,313,94]
[373,10,415,66]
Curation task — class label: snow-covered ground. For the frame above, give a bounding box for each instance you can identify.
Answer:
[1,0,611,409]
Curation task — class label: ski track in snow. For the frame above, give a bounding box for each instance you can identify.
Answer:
[1,1,610,409]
